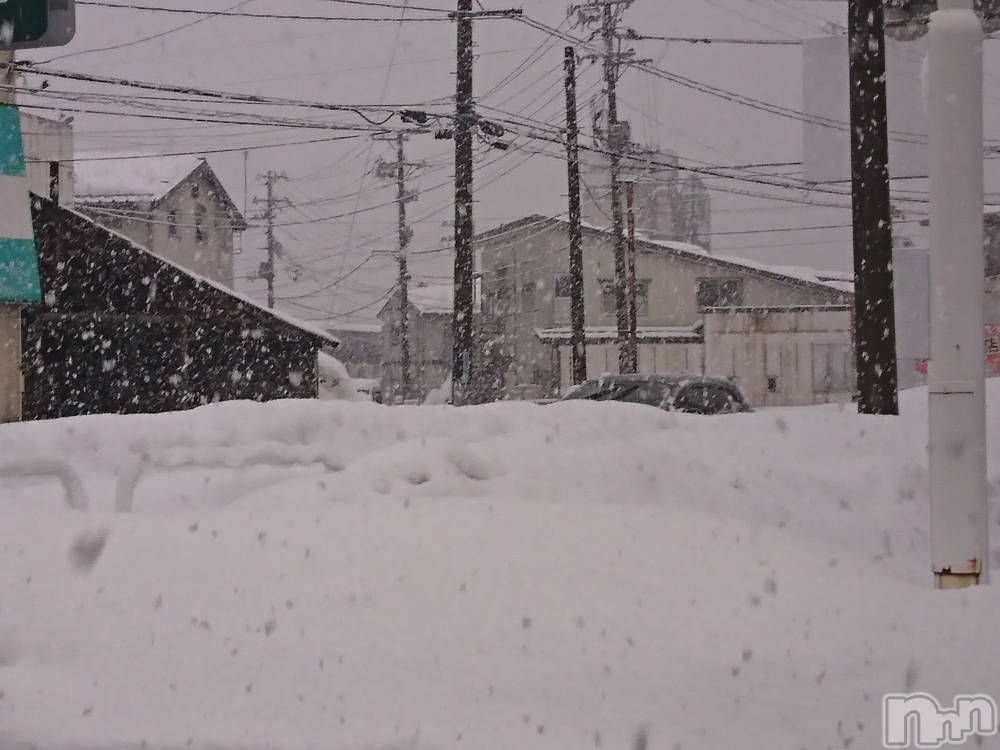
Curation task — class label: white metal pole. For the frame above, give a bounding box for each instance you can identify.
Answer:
[928,0,989,589]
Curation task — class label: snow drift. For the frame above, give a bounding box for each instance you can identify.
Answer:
[0,386,999,749]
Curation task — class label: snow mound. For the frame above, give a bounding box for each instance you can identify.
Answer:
[1,385,999,749]
[317,351,364,402]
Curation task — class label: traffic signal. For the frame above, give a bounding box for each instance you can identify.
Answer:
[0,0,75,50]
[0,0,49,44]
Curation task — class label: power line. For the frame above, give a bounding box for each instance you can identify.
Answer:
[39,0,257,65]
[25,133,371,164]
[628,33,804,45]
[74,1,461,22]
[15,63,452,119]
[516,15,947,146]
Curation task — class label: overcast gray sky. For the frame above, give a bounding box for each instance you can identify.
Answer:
[16,0,1000,325]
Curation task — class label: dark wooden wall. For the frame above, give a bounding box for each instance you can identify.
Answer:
[22,198,322,420]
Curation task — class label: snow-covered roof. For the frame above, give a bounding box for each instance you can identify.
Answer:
[326,322,382,335]
[535,325,703,344]
[479,216,854,297]
[408,283,454,315]
[63,205,340,348]
[74,153,205,200]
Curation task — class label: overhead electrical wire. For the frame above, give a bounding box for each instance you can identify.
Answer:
[74,0,464,22]
[24,132,373,164]
[38,0,257,65]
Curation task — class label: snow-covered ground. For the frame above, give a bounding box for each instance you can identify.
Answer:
[1,387,999,749]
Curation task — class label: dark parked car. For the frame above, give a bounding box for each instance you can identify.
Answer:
[559,375,752,414]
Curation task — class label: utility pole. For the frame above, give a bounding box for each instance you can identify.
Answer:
[253,171,288,309]
[453,0,476,405]
[625,179,638,373]
[847,0,899,415]
[395,133,413,405]
[564,46,587,386]
[927,0,988,589]
[573,0,634,374]
[375,132,427,404]
[602,2,630,375]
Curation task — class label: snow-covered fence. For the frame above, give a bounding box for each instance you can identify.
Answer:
[0,459,90,511]
[114,442,345,513]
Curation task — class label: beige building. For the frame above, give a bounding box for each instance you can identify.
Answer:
[378,282,454,403]
[476,216,855,406]
[74,156,246,287]
[20,112,75,206]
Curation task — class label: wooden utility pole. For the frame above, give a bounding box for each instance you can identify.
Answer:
[847,0,899,415]
[564,46,588,385]
[625,180,638,373]
[453,0,476,405]
[601,2,630,375]
[254,171,287,309]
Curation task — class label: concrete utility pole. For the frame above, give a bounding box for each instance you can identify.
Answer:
[847,0,899,415]
[572,0,635,374]
[927,0,989,589]
[375,132,426,404]
[254,171,288,309]
[395,133,413,404]
[563,46,588,386]
[601,2,630,375]
[453,0,476,405]
[625,179,638,372]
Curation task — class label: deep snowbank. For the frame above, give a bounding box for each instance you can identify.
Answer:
[0,387,999,749]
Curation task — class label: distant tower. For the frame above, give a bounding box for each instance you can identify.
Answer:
[581,147,711,248]
[675,175,711,250]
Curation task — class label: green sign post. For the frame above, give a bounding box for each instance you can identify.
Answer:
[0,0,49,45]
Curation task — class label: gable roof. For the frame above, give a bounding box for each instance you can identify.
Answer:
[409,283,454,314]
[32,195,337,348]
[75,154,204,201]
[74,155,247,230]
[378,283,454,319]
[475,215,854,297]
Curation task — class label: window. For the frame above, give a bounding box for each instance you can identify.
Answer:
[494,267,511,313]
[48,161,60,201]
[675,384,740,414]
[194,205,207,243]
[697,278,744,308]
[600,279,650,317]
[554,274,573,298]
[812,343,853,393]
[167,210,178,239]
[635,281,650,317]
[190,183,200,199]
[521,281,537,312]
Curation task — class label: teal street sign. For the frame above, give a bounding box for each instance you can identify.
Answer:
[0,105,41,303]
[0,0,49,45]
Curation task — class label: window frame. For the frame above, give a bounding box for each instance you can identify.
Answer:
[696,277,745,309]
[194,204,207,244]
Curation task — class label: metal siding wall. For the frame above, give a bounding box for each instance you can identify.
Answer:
[0,304,21,422]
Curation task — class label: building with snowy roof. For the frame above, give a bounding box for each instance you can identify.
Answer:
[377,282,454,404]
[73,155,247,288]
[474,215,856,407]
[0,197,338,423]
